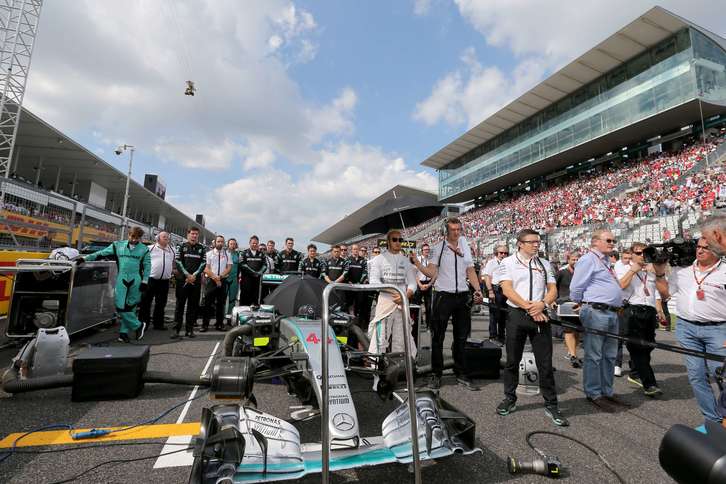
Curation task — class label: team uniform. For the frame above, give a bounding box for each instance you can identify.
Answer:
[239,248,267,305]
[139,242,175,329]
[276,249,302,275]
[174,242,206,335]
[345,255,369,327]
[299,257,324,278]
[324,257,349,283]
[226,250,240,315]
[85,240,151,338]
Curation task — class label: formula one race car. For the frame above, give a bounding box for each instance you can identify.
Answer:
[190,280,481,484]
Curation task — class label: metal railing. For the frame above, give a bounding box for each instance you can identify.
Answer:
[321,283,421,484]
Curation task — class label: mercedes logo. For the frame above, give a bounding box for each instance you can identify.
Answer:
[332,413,355,431]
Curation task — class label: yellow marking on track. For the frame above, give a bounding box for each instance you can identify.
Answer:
[0,422,201,448]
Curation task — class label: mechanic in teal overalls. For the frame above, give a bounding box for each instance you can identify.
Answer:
[225,238,240,320]
[79,226,151,343]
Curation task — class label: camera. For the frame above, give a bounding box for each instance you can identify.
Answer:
[642,237,697,267]
[114,147,124,155]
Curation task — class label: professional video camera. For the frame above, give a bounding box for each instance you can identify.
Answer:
[642,237,697,267]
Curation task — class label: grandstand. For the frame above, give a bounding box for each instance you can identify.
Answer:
[0,106,215,250]
[406,6,726,262]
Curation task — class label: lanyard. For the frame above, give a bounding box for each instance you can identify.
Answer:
[693,261,722,288]
[634,271,650,297]
[595,254,619,282]
[516,253,545,301]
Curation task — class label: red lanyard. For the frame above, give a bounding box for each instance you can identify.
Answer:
[595,254,618,282]
[693,261,721,289]
[634,271,650,297]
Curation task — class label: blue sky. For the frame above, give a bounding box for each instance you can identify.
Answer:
[23,1,725,246]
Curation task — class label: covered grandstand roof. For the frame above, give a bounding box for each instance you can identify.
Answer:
[421,6,723,171]
[12,106,214,240]
[312,184,441,245]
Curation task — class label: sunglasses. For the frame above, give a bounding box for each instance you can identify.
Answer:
[497,251,509,255]
[520,240,540,245]
[390,237,404,243]
[601,238,617,244]
[373,250,381,254]
[696,245,711,251]
[632,251,644,255]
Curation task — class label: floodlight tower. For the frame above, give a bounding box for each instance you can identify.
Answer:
[0,0,43,182]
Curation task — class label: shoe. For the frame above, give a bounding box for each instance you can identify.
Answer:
[627,376,644,388]
[614,366,622,377]
[185,330,196,338]
[214,325,224,331]
[496,398,517,416]
[569,355,582,369]
[456,374,480,391]
[603,395,631,408]
[545,406,569,427]
[587,396,617,413]
[117,333,130,343]
[136,322,146,341]
[644,386,663,397]
[170,331,181,339]
[428,375,441,390]
[496,337,506,346]
[200,326,208,333]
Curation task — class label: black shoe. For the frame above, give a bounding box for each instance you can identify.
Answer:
[456,374,480,391]
[214,325,224,331]
[569,355,582,369]
[170,331,181,339]
[545,406,569,427]
[135,322,146,341]
[587,396,618,413]
[200,326,208,333]
[496,398,516,416]
[428,375,441,390]
[185,330,196,338]
[117,333,131,343]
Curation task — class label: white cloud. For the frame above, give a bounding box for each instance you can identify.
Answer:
[179,142,437,243]
[414,47,547,128]
[153,139,243,169]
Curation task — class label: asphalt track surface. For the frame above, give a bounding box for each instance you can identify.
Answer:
[0,296,706,484]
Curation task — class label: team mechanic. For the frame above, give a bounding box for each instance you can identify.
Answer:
[299,243,324,278]
[78,226,151,343]
[173,226,206,339]
[276,237,303,274]
[239,235,267,306]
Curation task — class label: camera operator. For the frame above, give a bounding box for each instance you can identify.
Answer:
[614,242,669,397]
[496,229,568,427]
[664,237,726,423]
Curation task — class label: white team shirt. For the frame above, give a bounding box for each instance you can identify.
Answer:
[417,256,432,282]
[148,243,175,280]
[669,260,726,322]
[430,236,474,293]
[369,251,417,294]
[614,263,658,308]
[205,248,232,277]
[499,252,556,307]
[482,257,505,285]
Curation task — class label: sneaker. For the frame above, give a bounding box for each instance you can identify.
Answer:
[603,395,632,408]
[456,374,480,391]
[428,375,441,390]
[643,386,663,397]
[569,355,582,369]
[614,366,622,377]
[496,398,516,416]
[135,322,146,341]
[117,333,130,343]
[627,376,644,388]
[545,406,569,427]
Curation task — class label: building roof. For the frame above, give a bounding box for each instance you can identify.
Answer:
[421,6,721,171]
[13,106,215,240]
[312,184,440,245]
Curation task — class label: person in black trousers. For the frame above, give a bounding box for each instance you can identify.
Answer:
[173,227,206,338]
[202,235,232,332]
[497,229,568,427]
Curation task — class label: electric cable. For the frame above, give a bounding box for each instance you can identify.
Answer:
[525,430,627,483]
[47,446,193,484]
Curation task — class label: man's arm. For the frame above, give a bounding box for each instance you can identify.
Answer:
[412,247,438,279]
[568,255,594,303]
[322,261,333,284]
[141,248,151,284]
[84,242,116,262]
[175,246,189,275]
[335,260,348,283]
[616,262,640,289]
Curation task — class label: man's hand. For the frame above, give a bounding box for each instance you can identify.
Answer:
[571,303,580,313]
[75,257,85,265]
[630,262,643,273]
[532,312,549,323]
[527,300,546,317]
[392,292,402,305]
[473,290,483,304]
[187,274,196,284]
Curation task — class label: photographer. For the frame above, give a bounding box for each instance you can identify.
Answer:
[614,242,669,397]
[664,237,726,423]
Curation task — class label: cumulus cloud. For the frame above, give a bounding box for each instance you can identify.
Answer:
[179,142,437,243]
[413,0,433,16]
